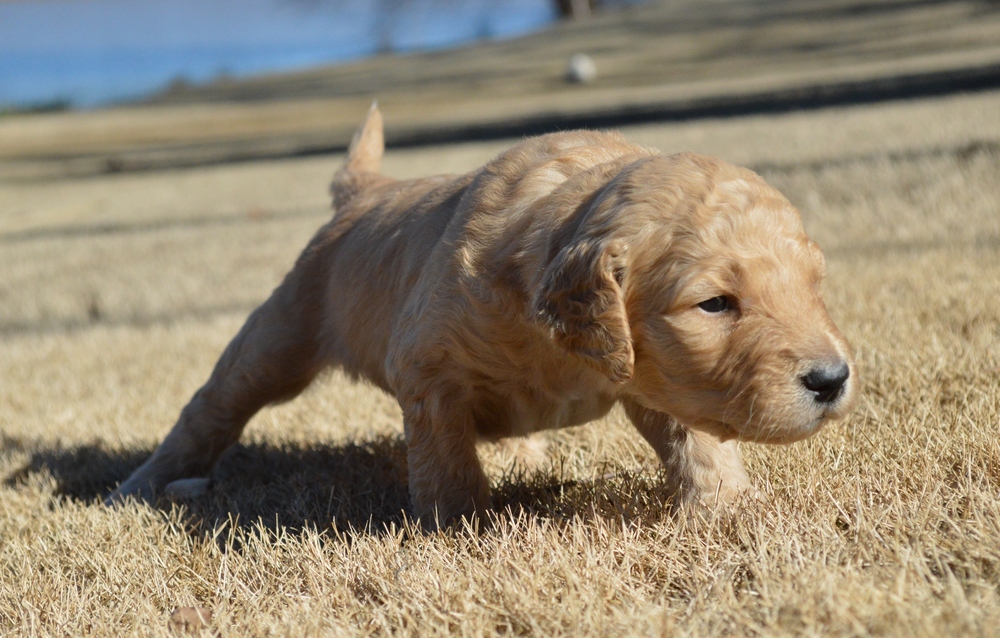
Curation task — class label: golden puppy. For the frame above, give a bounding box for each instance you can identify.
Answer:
[108,106,857,526]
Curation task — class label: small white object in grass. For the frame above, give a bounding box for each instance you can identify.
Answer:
[566,53,597,84]
[163,477,211,499]
[169,606,213,630]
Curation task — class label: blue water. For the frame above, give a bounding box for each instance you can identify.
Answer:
[0,0,558,108]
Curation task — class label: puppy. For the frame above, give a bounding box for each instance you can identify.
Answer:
[108,106,857,526]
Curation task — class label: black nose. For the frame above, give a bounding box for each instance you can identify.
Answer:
[801,361,850,404]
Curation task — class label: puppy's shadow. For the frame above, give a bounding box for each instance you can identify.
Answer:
[3,435,413,537]
[4,435,677,539]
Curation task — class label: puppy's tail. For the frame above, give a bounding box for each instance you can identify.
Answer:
[331,102,384,210]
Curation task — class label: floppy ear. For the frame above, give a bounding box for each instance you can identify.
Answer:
[533,240,634,383]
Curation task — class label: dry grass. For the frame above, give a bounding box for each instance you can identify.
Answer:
[2,90,1000,636]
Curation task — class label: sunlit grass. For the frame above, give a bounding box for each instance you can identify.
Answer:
[2,93,999,635]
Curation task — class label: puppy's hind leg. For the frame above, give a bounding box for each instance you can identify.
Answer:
[622,399,751,510]
[107,260,328,505]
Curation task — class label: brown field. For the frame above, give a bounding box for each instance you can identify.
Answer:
[3,82,1000,635]
[4,0,1000,180]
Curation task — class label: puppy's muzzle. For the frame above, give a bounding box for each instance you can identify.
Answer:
[800,360,850,404]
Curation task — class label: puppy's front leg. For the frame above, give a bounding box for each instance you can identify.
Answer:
[401,394,490,530]
[622,399,751,510]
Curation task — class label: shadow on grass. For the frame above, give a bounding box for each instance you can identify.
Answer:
[3,435,412,536]
[3,434,677,540]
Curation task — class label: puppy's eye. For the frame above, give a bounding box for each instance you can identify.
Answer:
[697,296,732,313]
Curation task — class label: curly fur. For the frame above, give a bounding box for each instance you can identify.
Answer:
[108,106,857,527]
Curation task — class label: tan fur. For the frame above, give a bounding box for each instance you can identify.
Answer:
[108,107,857,527]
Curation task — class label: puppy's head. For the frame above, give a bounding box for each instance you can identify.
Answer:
[536,152,856,444]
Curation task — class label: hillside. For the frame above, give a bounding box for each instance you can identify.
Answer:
[2,0,1000,178]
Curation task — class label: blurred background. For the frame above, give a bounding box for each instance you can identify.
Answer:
[0,0,576,109]
[3,0,1000,177]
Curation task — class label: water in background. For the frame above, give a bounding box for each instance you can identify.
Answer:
[0,0,558,109]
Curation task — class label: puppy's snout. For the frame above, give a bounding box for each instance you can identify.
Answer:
[800,361,850,404]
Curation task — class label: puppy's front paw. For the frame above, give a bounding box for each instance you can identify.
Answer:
[674,480,759,521]
[489,434,549,473]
